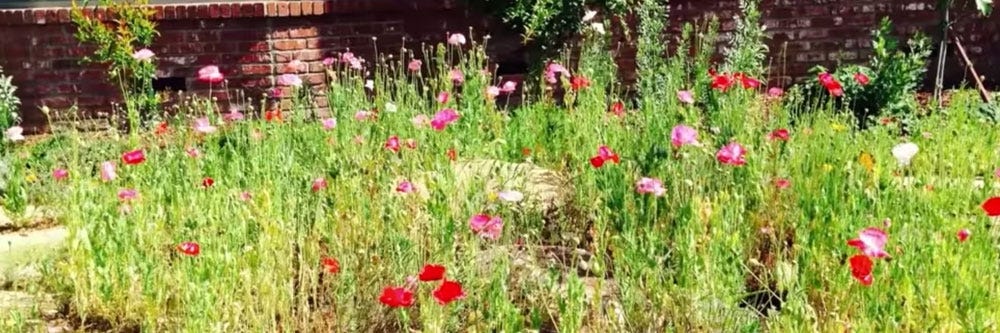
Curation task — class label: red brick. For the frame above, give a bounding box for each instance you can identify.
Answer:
[277,3,289,17]
[273,39,307,51]
[290,2,302,16]
[240,64,271,75]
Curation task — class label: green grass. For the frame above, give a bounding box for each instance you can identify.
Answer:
[3,29,1000,332]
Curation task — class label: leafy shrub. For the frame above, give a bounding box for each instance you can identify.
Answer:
[788,18,932,130]
[0,66,19,133]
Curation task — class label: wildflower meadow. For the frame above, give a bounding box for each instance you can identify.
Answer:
[2,1,1000,332]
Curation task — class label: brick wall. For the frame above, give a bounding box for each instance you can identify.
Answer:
[1,0,998,133]
[0,0,524,133]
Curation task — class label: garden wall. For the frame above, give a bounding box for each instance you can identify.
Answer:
[1,0,998,133]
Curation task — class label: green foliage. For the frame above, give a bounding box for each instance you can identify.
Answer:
[977,0,993,15]
[724,0,768,77]
[70,0,160,136]
[464,0,628,55]
[0,66,19,132]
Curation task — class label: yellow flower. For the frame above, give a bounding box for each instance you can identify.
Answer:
[487,191,499,202]
[822,164,834,172]
[25,172,38,183]
[831,123,847,132]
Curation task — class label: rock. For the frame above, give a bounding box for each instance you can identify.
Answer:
[0,208,11,229]
[452,159,573,213]
[0,290,60,318]
[0,227,68,275]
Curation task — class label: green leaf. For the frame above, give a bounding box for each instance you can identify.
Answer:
[978,0,993,16]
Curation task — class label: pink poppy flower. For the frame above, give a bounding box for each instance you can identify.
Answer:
[132,48,155,61]
[500,81,517,93]
[716,142,747,166]
[311,177,328,192]
[100,161,117,182]
[544,62,570,84]
[774,178,791,190]
[354,110,374,121]
[589,145,621,168]
[408,59,422,72]
[321,118,337,130]
[486,86,500,99]
[186,148,201,158]
[223,109,244,122]
[396,181,414,194]
[277,74,303,87]
[676,90,695,104]
[193,117,217,134]
[768,128,790,142]
[957,228,971,242]
[734,72,761,89]
[197,65,224,84]
[177,242,201,257]
[239,191,252,201]
[846,227,889,258]
[385,136,401,153]
[52,168,69,181]
[117,188,137,201]
[448,33,467,46]
[636,177,666,196]
[469,214,504,240]
[994,168,1000,179]
[670,125,699,148]
[322,57,336,66]
[449,68,464,83]
[437,91,450,104]
[848,254,873,286]
[411,115,430,128]
[854,72,870,86]
[430,109,460,131]
[767,87,784,98]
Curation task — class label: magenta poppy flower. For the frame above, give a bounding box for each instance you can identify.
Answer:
[385,136,401,153]
[670,125,699,148]
[768,128,790,142]
[636,177,666,196]
[430,109,460,131]
[716,143,747,166]
[117,188,138,201]
[186,148,201,158]
[854,72,870,86]
[197,65,224,84]
[774,178,791,190]
[437,91,449,104]
[449,68,464,83]
[486,86,500,99]
[122,149,146,165]
[846,227,889,258]
[500,81,517,93]
[52,168,69,181]
[544,62,570,84]
[767,87,784,98]
[322,57,336,66]
[818,72,844,97]
[321,118,337,130]
[223,109,244,122]
[469,214,504,240]
[100,161,117,182]
[396,181,414,194]
[354,110,374,121]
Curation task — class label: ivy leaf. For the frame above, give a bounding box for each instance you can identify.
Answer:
[978,0,993,16]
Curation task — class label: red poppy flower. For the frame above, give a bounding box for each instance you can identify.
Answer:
[177,241,200,256]
[589,145,620,168]
[848,254,873,286]
[571,75,590,91]
[774,178,791,190]
[202,177,215,188]
[122,149,146,165]
[734,72,761,89]
[447,148,457,161]
[265,109,283,123]
[154,122,169,136]
[432,280,466,305]
[418,264,446,281]
[768,128,790,142]
[321,257,340,274]
[957,229,971,243]
[609,101,625,117]
[818,72,844,97]
[384,136,400,153]
[378,286,415,308]
[521,147,532,157]
[710,72,734,91]
[982,197,1000,217]
[312,178,328,192]
[854,72,870,86]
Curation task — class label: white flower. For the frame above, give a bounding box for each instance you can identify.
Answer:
[364,80,374,90]
[891,142,919,167]
[497,190,524,203]
[973,178,986,190]
[5,126,24,142]
[384,102,398,113]
[582,10,598,22]
[590,22,605,35]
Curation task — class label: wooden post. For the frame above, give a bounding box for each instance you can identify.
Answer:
[951,34,992,103]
